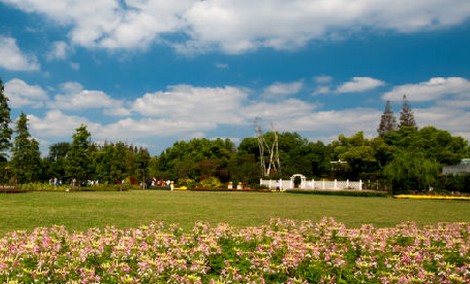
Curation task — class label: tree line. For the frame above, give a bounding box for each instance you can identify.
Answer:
[1,78,469,193]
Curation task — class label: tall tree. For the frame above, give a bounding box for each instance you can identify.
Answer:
[399,95,417,129]
[384,150,440,194]
[0,78,13,163]
[10,113,42,183]
[65,124,92,184]
[377,100,398,137]
[134,146,151,187]
[44,142,71,180]
[330,132,378,180]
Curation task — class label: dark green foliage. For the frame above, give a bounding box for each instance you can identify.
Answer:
[383,151,440,194]
[435,174,470,194]
[10,113,42,183]
[134,146,151,185]
[236,132,331,181]
[156,138,235,182]
[287,189,389,197]
[399,95,417,129]
[65,125,92,182]
[229,153,259,185]
[0,78,12,163]
[330,132,380,180]
[377,100,398,137]
[44,142,71,180]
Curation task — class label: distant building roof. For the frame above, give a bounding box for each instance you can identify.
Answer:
[442,159,470,175]
[460,159,470,165]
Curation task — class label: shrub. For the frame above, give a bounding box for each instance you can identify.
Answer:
[200,176,223,188]
[287,189,389,197]
[177,178,196,189]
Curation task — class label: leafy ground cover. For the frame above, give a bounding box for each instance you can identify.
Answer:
[0,218,468,283]
[0,191,469,236]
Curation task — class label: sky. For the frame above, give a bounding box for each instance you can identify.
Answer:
[1,0,470,156]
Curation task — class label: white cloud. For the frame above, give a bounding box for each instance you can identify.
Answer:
[28,110,94,138]
[4,78,48,108]
[0,36,40,71]
[133,85,248,125]
[383,77,470,101]
[215,63,229,69]
[277,108,381,134]
[3,0,470,53]
[312,86,332,96]
[413,107,470,140]
[14,76,470,155]
[97,118,214,141]
[70,62,80,70]
[242,99,315,122]
[336,77,385,93]
[48,82,130,116]
[2,0,192,50]
[314,76,333,85]
[46,41,70,60]
[180,0,470,54]
[262,81,303,99]
[380,77,470,141]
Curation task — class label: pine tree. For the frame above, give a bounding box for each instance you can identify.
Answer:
[377,100,398,137]
[11,113,42,183]
[65,124,92,184]
[0,78,13,162]
[399,94,417,129]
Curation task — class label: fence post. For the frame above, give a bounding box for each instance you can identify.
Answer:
[334,179,337,189]
[359,179,362,190]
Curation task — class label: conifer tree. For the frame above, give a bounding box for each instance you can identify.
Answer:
[11,113,42,183]
[377,100,398,137]
[0,78,13,162]
[65,124,92,184]
[399,94,417,129]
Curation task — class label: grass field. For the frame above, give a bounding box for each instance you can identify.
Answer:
[0,190,468,236]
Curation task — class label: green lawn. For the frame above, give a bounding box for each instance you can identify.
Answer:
[0,190,468,236]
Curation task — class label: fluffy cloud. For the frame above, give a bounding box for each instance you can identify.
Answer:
[97,118,214,141]
[4,78,48,108]
[383,77,470,102]
[336,77,385,93]
[0,36,40,71]
[48,82,130,116]
[46,41,70,60]
[3,0,470,53]
[314,76,334,85]
[28,110,94,138]
[276,108,381,134]
[242,99,316,122]
[262,81,303,99]
[133,85,248,125]
[414,107,470,139]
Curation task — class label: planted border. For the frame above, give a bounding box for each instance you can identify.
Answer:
[0,218,468,283]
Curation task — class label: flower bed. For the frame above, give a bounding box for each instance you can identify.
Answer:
[394,194,470,201]
[0,218,468,283]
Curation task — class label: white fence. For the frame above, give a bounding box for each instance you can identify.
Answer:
[260,178,363,190]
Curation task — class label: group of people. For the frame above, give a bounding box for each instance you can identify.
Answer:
[147,177,172,188]
[49,177,62,186]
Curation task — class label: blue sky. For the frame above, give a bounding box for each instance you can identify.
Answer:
[1,0,470,155]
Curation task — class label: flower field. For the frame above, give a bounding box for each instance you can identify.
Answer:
[0,218,468,283]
